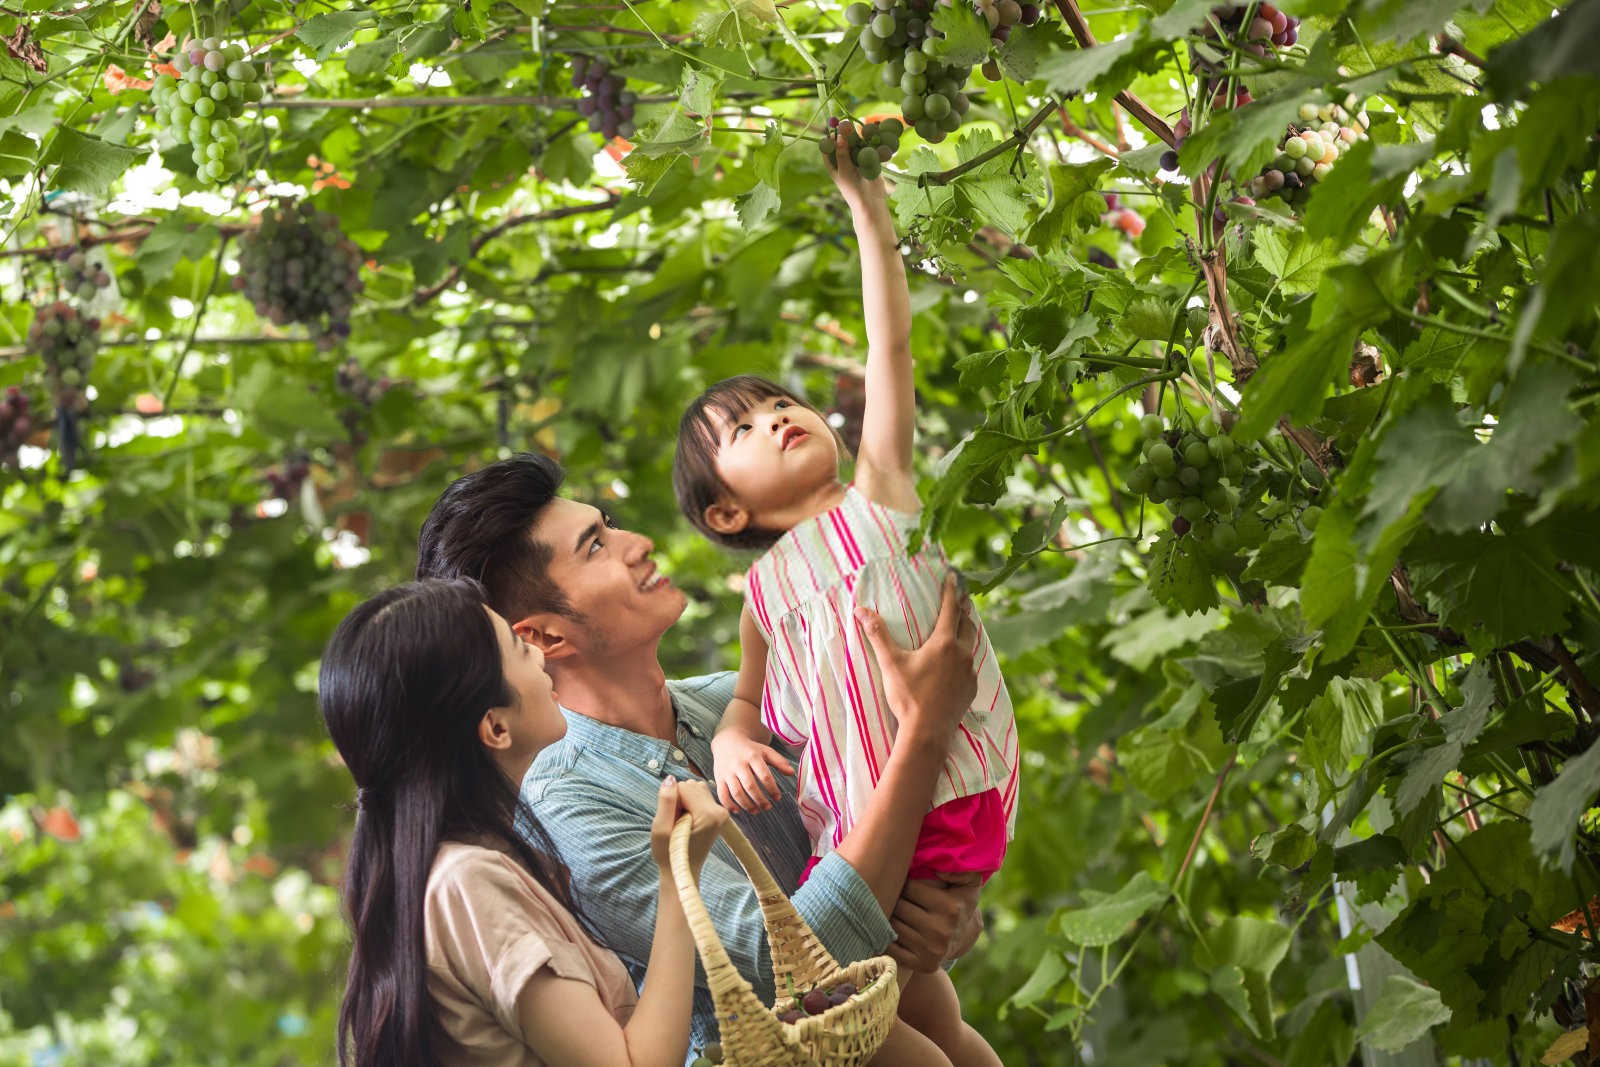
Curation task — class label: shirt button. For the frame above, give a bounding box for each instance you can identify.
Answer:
[647,758,661,771]
[671,748,685,762]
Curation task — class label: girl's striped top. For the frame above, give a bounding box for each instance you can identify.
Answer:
[744,484,1019,861]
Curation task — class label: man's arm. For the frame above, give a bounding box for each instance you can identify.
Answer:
[830,576,979,918]
[533,777,891,1009]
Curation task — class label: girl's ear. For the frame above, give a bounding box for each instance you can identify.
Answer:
[704,501,749,536]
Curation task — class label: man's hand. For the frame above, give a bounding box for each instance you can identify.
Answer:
[855,575,979,749]
[885,874,984,973]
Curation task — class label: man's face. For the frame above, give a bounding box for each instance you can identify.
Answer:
[526,497,687,658]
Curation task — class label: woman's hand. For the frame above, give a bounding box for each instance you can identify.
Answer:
[854,575,979,750]
[648,778,730,884]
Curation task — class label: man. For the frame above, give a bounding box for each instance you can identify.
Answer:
[417,454,985,1060]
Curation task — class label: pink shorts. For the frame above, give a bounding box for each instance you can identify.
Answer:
[798,789,1008,887]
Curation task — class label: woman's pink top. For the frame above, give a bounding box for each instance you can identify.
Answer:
[424,838,637,1066]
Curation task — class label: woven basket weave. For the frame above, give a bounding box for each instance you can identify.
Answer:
[669,814,899,1066]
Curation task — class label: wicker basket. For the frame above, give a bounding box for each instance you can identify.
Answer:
[669,814,899,1066]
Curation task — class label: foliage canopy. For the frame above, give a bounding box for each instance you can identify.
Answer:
[2,0,1599,1062]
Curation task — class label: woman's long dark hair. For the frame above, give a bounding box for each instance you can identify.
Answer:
[319,578,602,1067]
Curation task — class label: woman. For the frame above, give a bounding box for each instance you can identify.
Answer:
[319,578,728,1067]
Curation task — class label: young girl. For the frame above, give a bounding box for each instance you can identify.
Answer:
[319,577,729,1067]
[671,132,1016,1067]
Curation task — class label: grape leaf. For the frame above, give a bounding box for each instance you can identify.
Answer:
[1026,159,1115,249]
[1430,363,1581,531]
[1305,677,1385,780]
[929,1,992,68]
[1355,976,1451,1052]
[1056,871,1167,946]
[1147,529,1220,615]
[1529,735,1600,872]
[1359,391,1477,541]
[1233,319,1361,442]
[736,181,780,231]
[1407,528,1576,652]
[1393,663,1494,816]
[45,128,142,196]
[295,10,371,59]
[1484,0,1600,98]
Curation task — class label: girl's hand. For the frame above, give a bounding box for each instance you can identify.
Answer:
[711,729,796,814]
[826,126,890,210]
[648,778,731,882]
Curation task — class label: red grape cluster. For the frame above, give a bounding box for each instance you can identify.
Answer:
[846,0,974,144]
[818,117,904,179]
[234,200,365,347]
[776,980,858,1024]
[264,454,311,501]
[974,0,1042,47]
[571,55,636,141]
[1126,413,1248,549]
[0,387,35,468]
[150,37,263,183]
[335,357,390,406]
[1194,3,1300,68]
[1242,97,1370,207]
[1101,192,1148,239]
[57,248,112,302]
[28,302,97,417]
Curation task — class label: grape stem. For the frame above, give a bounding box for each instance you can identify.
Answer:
[1050,0,1178,147]
[915,99,1059,187]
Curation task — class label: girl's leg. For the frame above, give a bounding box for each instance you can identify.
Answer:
[869,1018,953,1067]
[896,969,1003,1067]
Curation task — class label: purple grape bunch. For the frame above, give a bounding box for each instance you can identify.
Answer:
[234,200,365,348]
[264,454,311,501]
[56,247,112,302]
[1,387,35,468]
[28,302,97,418]
[1195,3,1300,67]
[571,55,636,141]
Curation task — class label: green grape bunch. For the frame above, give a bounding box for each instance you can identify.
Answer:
[28,302,97,417]
[1126,412,1249,550]
[55,247,112,303]
[818,116,905,180]
[149,37,264,184]
[233,200,366,348]
[845,0,974,144]
[1,387,36,469]
[1244,95,1370,208]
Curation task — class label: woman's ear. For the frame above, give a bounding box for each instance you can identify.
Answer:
[704,500,749,536]
[478,708,514,752]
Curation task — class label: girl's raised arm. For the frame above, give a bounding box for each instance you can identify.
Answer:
[830,132,919,512]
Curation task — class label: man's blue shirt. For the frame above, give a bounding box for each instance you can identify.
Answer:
[521,671,895,1063]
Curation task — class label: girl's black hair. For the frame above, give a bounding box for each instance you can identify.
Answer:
[671,374,828,550]
[319,578,602,1067]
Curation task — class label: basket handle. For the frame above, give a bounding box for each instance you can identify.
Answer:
[669,813,840,997]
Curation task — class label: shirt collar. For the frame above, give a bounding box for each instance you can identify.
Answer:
[549,677,720,773]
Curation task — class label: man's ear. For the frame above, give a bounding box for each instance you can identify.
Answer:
[513,614,576,662]
[704,500,749,537]
[477,708,513,752]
